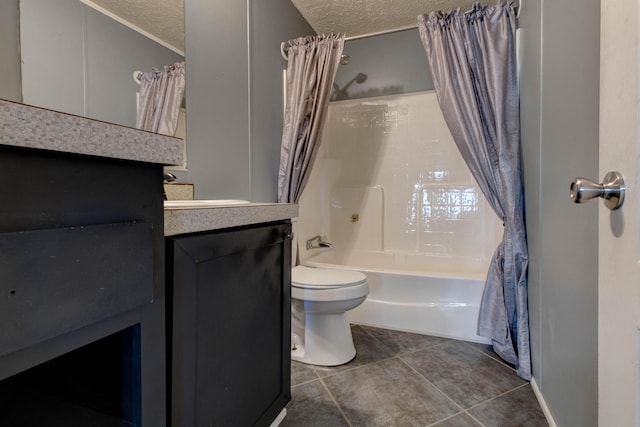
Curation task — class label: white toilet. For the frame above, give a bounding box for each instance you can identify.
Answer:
[290,223,369,366]
[291,266,369,366]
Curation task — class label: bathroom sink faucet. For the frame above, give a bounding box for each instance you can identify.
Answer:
[306,235,332,250]
[163,172,177,200]
[163,172,177,183]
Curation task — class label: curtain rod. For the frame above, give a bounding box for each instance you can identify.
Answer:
[280,2,521,60]
[343,2,521,41]
[280,25,416,60]
[345,24,417,42]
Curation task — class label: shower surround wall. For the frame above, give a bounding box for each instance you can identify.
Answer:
[298,91,501,342]
[299,91,502,267]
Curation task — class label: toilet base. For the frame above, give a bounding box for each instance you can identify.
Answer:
[291,312,356,366]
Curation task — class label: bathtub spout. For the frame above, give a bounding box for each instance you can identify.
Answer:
[306,235,332,250]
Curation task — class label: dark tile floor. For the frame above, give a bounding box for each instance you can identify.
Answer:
[283,325,548,427]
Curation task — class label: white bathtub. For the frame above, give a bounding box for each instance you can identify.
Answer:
[305,249,491,344]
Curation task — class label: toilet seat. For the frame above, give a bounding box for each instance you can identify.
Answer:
[292,265,367,289]
[291,266,368,303]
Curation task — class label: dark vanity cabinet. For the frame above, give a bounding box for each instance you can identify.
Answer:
[167,220,292,426]
[0,145,166,426]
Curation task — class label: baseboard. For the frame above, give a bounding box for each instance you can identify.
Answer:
[269,408,287,427]
[531,377,558,427]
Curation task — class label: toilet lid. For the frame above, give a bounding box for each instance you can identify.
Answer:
[292,265,367,289]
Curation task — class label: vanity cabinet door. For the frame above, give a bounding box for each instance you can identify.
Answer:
[167,221,291,427]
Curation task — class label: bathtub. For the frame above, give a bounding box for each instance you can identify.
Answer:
[305,249,491,344]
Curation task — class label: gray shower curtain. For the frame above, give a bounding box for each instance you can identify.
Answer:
[278,34,344,203]
[418,2,530,380]
[136,61,185,136]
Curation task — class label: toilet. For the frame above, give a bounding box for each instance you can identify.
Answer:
[291,266,369,366]
[290,221,369,366]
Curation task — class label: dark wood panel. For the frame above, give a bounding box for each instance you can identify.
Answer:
[0,221,153,356]
[0,145,164,298]
[168,221,291,426]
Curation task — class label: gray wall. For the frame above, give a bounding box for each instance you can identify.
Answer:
[182,2,428,201]
[182,0,312,201]
[182,0,250,199]
[520,0,600,425]
[250,0,315,202]
[333,28,433,100]
[0,0,22,103]
[20,0,183,128]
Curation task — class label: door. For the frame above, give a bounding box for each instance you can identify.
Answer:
[168,222,292,426]
[599,0,640,424]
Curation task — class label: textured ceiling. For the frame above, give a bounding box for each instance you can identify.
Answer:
[83,0,499,54]
[83,0,184,54]
[290,0,479,37]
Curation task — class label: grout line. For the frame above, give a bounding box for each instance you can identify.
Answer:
[396,356,466,413]
[464,410,487,427]
[361,337,456,379]
[357,323,454,357]
[461,341,518,372]
[318,376,353,427]
[357,323,379,340]
[424,411,466,427]
[424,410,487,427]
[463,382,531,412]
[290,377,322,388]
[386,344,441,360]
[394,338,454,358]
[354,324,397,355]
[312,354,398,379]
[421,378,531,427]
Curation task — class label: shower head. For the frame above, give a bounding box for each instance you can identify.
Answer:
[332,72,369,100]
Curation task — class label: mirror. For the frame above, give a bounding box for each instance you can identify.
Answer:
[0,1,23,104]
[2,0,186,167]
[18,0,184,126]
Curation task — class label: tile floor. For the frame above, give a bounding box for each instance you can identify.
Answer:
[283,325,548,427]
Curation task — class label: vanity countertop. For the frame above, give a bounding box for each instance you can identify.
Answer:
[164,203,298,236]
[0,99,183,165]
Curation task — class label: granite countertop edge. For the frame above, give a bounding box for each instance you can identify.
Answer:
[0,99,184,166]
[164,203,299,236]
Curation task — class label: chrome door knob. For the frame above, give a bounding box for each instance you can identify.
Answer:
[570,171,625,210]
